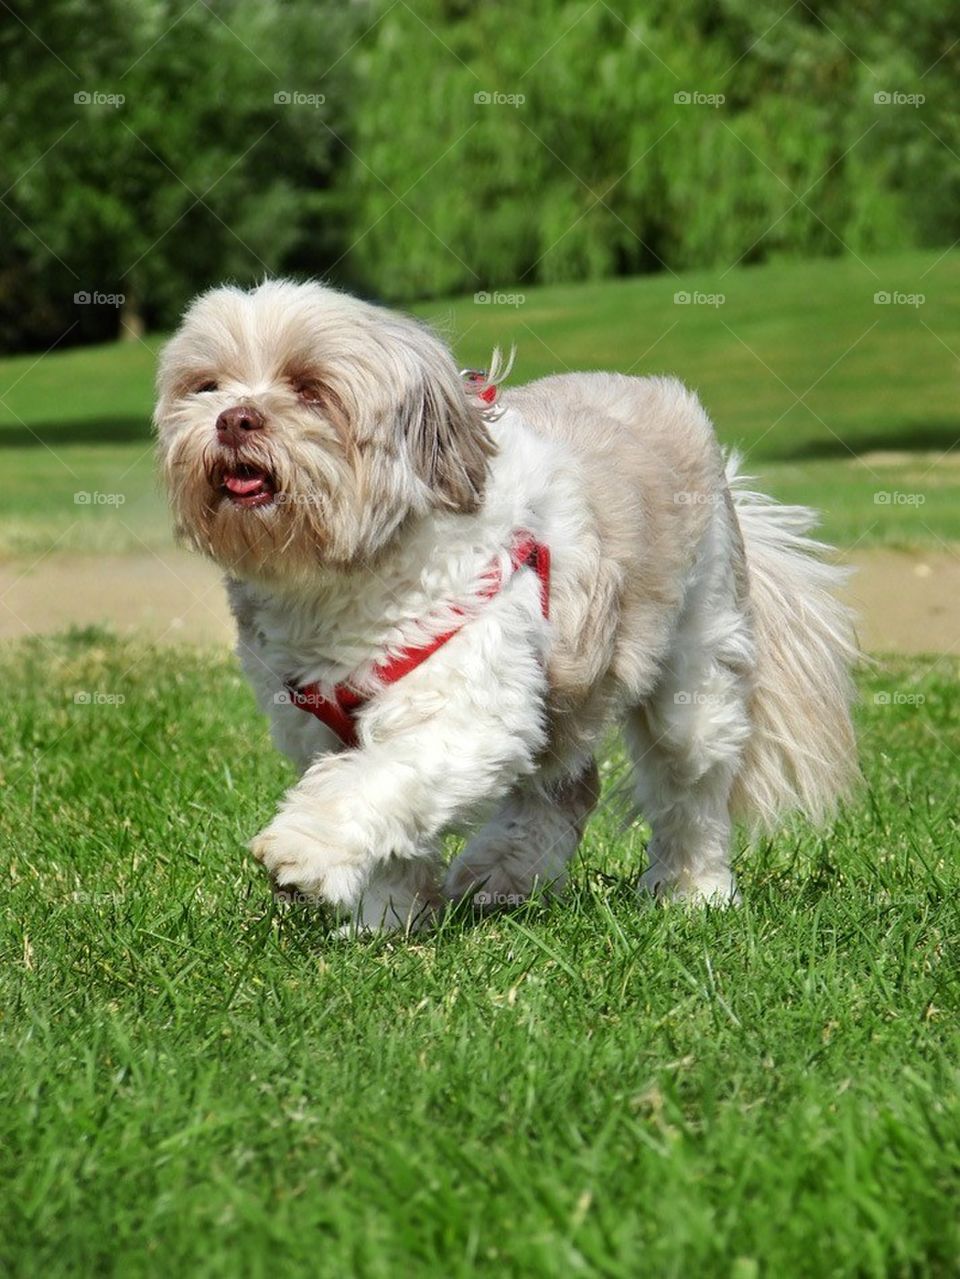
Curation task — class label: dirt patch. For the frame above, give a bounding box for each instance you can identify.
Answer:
[840,547,960,656]
[0,551,234,648]
[1,546,959,656]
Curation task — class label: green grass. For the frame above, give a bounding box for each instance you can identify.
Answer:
[2,630,959,1276]
[1,249,959,556]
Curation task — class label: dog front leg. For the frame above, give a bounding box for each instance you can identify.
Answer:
[250,619,549,929]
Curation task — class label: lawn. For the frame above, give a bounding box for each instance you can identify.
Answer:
[1,630,959,1276]
[2,252,959,1275]
[1,249,959,556]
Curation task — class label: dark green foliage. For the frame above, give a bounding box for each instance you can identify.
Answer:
[341,0,960,297]
[1,1,959,347]
[0,0,353,348]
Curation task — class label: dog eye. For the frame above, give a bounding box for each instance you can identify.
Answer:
[195,381,218,394]
[292,379,323,404]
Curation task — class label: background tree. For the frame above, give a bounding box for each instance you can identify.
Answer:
[0,0,356,351]
[1,0,958,350]
[341,0,960,298]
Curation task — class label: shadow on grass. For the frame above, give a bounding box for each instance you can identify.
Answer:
[0,416,151,448]
[780,419,960,461]
[263,886,567,952]
[6,415,959,461]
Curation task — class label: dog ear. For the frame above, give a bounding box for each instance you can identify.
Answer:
[400,357,497,514]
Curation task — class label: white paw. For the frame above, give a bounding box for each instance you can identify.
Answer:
[250,811,368,908]
[444,845,567,910]
[639,863,742,907]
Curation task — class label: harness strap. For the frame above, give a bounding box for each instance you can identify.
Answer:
[287,530,550,748]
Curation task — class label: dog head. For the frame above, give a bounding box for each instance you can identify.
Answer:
[153,279,496,581]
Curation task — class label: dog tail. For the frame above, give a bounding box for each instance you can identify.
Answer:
[726,452,860,830]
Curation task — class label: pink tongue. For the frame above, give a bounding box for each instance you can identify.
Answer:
[225,473,265,496]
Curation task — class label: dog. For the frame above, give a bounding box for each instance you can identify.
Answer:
[154,279,859,932]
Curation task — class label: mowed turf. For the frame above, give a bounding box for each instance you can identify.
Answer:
[1,249,959,556]
[2,630,959,1276]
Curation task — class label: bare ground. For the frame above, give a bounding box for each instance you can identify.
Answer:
[1,546,959,656]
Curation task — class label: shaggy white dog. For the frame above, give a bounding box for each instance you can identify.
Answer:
[154,279,858,932]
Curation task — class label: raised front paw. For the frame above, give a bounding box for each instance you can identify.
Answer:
[250,810,369,908]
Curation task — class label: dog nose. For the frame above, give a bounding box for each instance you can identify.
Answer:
[216,404,265,446]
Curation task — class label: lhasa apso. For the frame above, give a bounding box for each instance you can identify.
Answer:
[154,280,858,932]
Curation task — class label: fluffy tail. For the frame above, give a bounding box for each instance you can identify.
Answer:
[727,454,860,830]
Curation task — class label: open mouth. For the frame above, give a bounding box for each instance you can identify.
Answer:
[219,463,277,509]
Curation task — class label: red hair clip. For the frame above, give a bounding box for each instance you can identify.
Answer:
[460,368,497,405]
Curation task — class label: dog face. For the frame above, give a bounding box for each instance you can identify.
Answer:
[154,280,495,581]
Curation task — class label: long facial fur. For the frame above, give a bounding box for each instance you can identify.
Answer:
[153,280,496,587]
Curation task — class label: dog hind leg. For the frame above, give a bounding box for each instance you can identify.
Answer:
[443,759,600,909]
[626,507,753,906]
[626,697,747,905]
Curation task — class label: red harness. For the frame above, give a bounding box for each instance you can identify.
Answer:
[287,531,551,748]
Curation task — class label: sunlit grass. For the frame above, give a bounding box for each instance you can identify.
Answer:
[1,633,959,1275]
[2,250,958,555]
